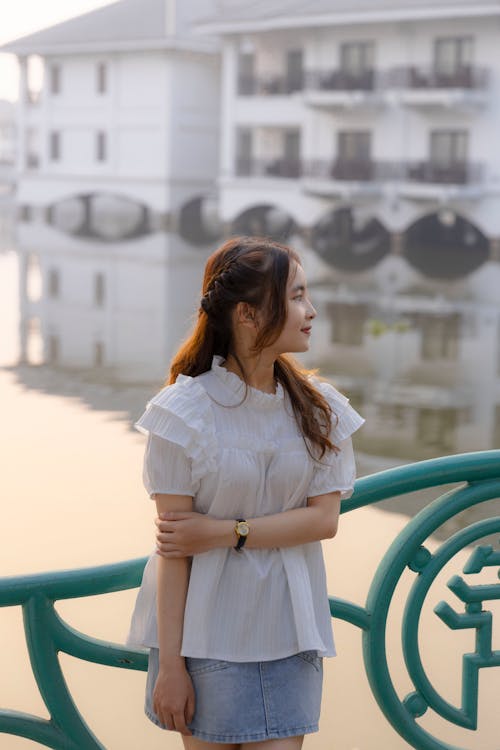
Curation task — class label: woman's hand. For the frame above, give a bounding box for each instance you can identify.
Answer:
[155,511,221,557]
[153,658,195,735]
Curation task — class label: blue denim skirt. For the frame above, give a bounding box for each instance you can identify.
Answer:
[145,647,323,743]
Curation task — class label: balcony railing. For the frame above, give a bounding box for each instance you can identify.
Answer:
[305,69,375,92]
[405,161,484,185]
[236,157,302,178]
[238,74,304,96]
[235,157,485,186]
[383,65,489,90]
[1,450,499,749]
[238,66,488,96]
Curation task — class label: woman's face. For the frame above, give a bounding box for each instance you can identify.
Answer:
[269,262,317,355]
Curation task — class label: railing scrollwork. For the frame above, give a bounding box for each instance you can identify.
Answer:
[1,450,499,749]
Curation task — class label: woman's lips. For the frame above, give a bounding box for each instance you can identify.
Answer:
[301,327,312,334]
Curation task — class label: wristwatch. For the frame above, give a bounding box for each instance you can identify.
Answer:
[234,518,250,551]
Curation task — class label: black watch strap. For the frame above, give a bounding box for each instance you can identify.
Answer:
[235,518,247,551]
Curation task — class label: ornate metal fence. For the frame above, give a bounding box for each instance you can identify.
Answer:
[1,450,499,750]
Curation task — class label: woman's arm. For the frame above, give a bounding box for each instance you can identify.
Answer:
[152,492,195,736]
[156,491,340,557]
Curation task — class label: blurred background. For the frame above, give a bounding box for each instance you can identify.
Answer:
[0,2,499,749]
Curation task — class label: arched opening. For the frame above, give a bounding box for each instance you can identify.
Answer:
[48,193,151,241]
[230,204,296,241]
[25,317,43,365]
[26,253,42,302]
[178,195,223,247]
[403,210,490,279]
[311,206,390,271]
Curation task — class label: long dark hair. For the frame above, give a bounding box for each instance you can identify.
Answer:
[168,236,339,458]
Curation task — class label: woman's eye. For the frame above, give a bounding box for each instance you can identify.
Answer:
[293,294,303,301]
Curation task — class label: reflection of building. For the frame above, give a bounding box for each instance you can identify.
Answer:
[0,99,16,167]
[195,1,500,455]
[3,0,500,456]
[2,0,220,382]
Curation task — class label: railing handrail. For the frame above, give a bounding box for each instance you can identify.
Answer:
[1,448,499,750]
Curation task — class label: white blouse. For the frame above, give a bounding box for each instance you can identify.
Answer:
[126,355,365,661]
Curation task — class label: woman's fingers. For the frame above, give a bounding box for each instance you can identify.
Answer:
[186,684,196,724]
[173,708,192,736]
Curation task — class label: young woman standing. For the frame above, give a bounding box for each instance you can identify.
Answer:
[126,236,365,750]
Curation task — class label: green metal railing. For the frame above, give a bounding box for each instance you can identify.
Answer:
[1,450,499,750]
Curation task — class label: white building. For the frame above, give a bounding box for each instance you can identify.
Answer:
[3,0,500,457]
[192,0,500,457]
[2,0,220,383]
[0,99,16,167]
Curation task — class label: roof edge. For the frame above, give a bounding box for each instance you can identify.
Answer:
[194,4,500,35]
[0,36,219,57]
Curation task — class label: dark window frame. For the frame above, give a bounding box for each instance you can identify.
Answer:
[96,131,107,162]
[97,61,107,94]
[94,272,105,307]
[50,64,61,95]
[434,36,473,76]
[49,131,61,161]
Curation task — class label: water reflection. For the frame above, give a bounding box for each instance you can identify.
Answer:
[5,196,500,471]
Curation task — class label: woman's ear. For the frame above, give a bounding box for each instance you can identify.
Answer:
[235,301,259,329]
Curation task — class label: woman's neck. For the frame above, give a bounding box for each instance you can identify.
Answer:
[223,352,277,394]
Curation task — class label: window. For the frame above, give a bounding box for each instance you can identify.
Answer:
[26,127,40,169]
[48,268,60,299]
[434,37,473,76]
[48,335,60,364]
[338,131,371,162]
[97,62,107,94]
[50,64,61,94]
[430,131,468,165]
[340,41,375,76]
[286,49,303,92]
[94,341,105,367]
[238,51,255,95]
[19,205,32,222]
[417,408,457,450]
[50,131,60,161]
[96,131,107,161]
[94,273,105,307]
[327,302,367,346]
[336,132,372,178]
[420,313,459,360]
[236,128,253,175]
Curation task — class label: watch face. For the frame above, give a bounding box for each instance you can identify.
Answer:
[237,522,249,536]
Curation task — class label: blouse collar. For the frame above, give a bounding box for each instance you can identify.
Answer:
[211,355,285,409]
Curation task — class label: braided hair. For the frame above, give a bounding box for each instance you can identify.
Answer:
[168,236,338,459]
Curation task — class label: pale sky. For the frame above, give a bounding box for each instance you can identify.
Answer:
[0,0,115,101]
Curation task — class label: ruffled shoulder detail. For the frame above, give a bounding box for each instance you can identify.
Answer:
[312,378,366,444]
[134,374,217,482]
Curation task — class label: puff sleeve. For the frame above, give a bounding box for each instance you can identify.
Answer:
[307,380,365,500]
[134,374,217,499]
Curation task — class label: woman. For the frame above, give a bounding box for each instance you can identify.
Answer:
[126,236,365,749]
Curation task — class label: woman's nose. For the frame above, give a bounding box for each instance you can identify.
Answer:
[307,301,317,319]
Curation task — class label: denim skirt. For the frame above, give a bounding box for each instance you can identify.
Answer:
[145,647,323,743]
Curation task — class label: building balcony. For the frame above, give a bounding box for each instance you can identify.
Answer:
[235,157,302,178]
[405,161,482,185]
[305,69,375,91]
[237,74,303,96]
[233,156,486,199]
[383,65,489,110]
[397,160,486,200]
[303,68,382,110]
[385,65,488,90]
[302,159,390,197]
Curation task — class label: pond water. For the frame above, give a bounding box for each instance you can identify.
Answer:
[0,235,498,750]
